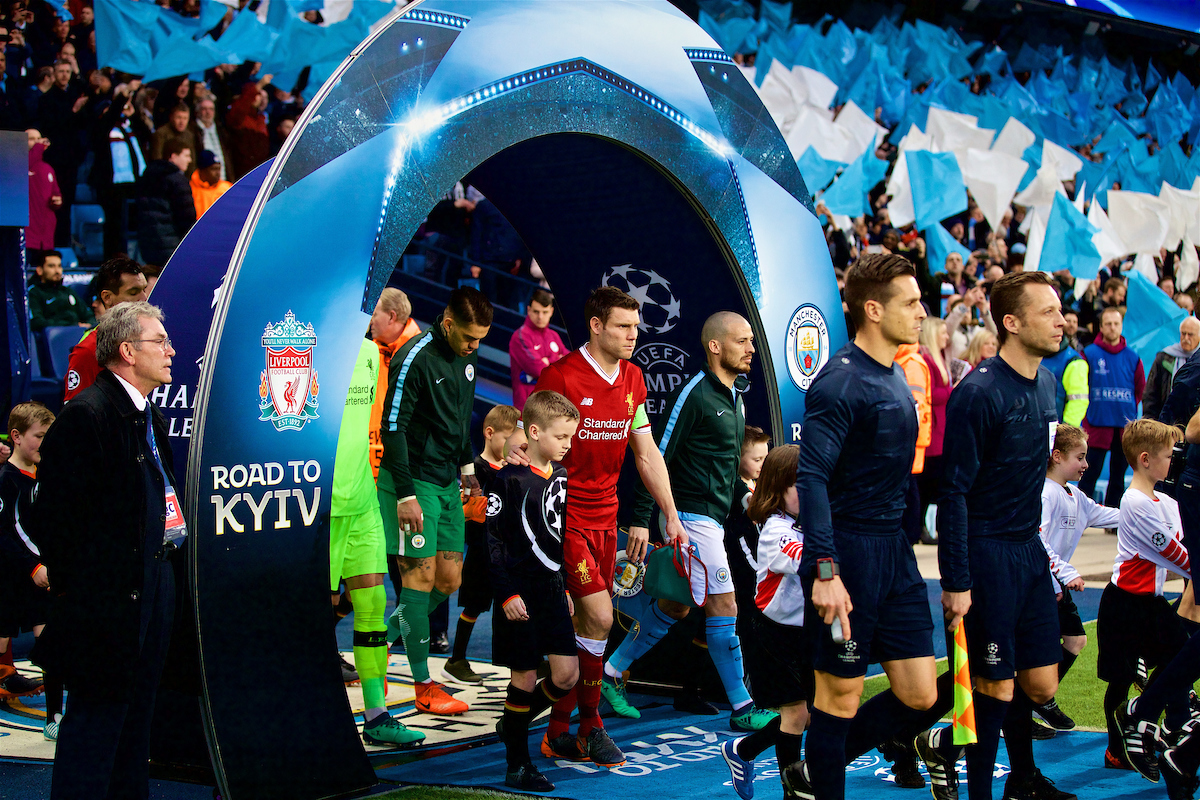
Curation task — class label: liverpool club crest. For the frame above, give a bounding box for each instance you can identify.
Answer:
[259,311,320,431]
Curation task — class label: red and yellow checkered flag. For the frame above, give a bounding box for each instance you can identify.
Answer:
[952,622,977,746]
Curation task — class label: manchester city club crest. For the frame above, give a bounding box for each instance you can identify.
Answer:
[786,304,830,392]
[258,311,320,431]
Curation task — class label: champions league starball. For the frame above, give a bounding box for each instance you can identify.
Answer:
[182,1,844,795]
[601,264,682,334]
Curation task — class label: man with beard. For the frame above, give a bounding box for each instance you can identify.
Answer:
[602,312,777,731]
[918,271,1072,800]
[505,286,687,768]
[27,250,88,331]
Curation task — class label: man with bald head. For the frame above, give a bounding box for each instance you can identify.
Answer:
[1143,316,1200,421]
[601,311,777,731]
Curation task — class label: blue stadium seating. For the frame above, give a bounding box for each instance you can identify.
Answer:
[43,325,84,381]
[27,341,63,411]
[57,246,79,270]
[70,205,105,264]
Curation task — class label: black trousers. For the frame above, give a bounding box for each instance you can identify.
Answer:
[51,562,175,800]
[1079,439,1130,508]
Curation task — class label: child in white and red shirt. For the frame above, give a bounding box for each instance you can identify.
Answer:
[1097,419,1192,769]
[720,444,810,800]
[1036,424,1120,731]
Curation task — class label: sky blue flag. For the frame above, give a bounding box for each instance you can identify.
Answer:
[863,148,888,189]
[796,146,845,194]
[1011,42,1050,73]
[877,64,909,127]
[197,0,228,31]
[1125,271,1188,376]
[1115,150,1160,194]
[759,0,792,34]
[759,33,796,73]
[1173,71,1195,106]
[1040,193,1101,279]
[1077,157,1116,206]
[790,24,839,84]
[932,79,987,122]
[143,33,236,82]
[1075,56,1100,94]
[263,13,365,75]
[907,150,967,230]
[1160,142,1193,190]
[924,221,971,275]
[1145,61,1162,94]
[95,0,159,74]
[820,152,868,217]
[1147,83,1192,146]
[217,9,280,63]
[41,0,71,21]
[975,46,1009,78]
[699,11,758,56]
[1095,119,1138,154]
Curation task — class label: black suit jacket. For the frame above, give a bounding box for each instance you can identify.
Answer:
[31,370,174,701]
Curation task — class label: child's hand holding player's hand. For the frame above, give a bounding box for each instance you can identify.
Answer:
[504,596,529,621]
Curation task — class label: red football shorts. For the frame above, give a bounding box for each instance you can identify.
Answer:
[563,527,617,598]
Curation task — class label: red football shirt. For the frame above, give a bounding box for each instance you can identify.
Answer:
[534,345,649,531]
[63,328,99,401]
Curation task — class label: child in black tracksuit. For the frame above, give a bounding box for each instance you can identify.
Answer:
[444,404,519,685]
[487,391,581,792]
[0,402,63,738]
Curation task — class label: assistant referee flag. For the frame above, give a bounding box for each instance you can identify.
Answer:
[953,622,977,745]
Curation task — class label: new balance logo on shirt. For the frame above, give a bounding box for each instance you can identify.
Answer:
[580,397,594,406]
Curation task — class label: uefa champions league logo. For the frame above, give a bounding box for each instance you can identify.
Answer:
[258,312,320,432]
[601,264,681,334]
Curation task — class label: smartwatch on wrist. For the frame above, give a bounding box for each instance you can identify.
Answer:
[817,558,840,581]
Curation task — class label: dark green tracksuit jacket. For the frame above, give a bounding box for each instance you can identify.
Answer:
[379,318,477,499]
[632,366,749,527]
[28,281,90,331]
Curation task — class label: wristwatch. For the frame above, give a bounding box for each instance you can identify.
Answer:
[817,558,840,582]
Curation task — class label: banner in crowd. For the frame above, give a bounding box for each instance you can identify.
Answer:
[94,0,396,91]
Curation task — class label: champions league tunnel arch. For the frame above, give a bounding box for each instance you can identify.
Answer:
[181,1,845,796]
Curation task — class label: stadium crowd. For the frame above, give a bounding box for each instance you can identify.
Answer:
[3,0,303,270]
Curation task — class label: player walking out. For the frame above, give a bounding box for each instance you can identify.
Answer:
[787,254,938,800]
[379,288,492,715]
[922,271,1071,800]
[331,337,423,747]
[603,311,776,731]
[506,286,687,768]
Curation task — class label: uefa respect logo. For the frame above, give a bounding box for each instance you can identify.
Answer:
[258,312,320,432]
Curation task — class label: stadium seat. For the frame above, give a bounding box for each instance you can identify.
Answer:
[57,246,79,270]
[70,205,105,264]
[43,325,84,381]
[27,342,64,411]
[74,183,95,203]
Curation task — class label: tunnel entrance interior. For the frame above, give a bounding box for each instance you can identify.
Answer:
[391,131,775,440]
